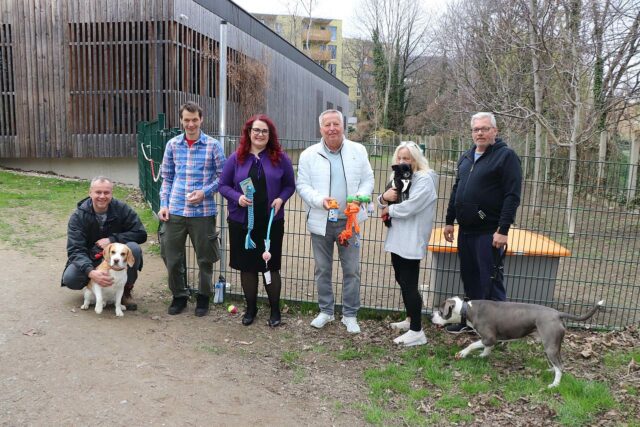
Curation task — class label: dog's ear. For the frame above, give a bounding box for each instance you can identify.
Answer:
[463,296,470,302]
[126,247,135,267]
[102,243,112,262]
[443,299,454,319]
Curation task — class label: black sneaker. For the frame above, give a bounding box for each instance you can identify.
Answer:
[445,323,474,334]
[194,294,210,317]
[168,296,188,315]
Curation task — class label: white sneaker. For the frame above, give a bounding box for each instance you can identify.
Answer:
[341,316,361,334]
[310,312,335,329]
[393,329,427,347]
[390,318,411,332]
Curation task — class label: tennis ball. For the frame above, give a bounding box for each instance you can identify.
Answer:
[227,304,238,314]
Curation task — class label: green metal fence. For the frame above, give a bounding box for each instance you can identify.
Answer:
[137,122,640,329]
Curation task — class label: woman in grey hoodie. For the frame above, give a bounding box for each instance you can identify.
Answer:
[378,142,438,347]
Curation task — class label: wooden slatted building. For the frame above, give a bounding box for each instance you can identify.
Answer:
[0,0,349,183]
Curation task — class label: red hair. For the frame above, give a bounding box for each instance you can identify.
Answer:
[236,114,283,165]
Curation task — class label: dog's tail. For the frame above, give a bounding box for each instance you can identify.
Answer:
[559,300,604,321]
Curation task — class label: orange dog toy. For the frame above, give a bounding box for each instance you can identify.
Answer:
[337,195,371,247]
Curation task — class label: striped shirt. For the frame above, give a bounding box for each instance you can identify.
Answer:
[160,132,226,217]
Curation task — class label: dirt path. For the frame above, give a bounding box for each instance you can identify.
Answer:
[0,239,367,426]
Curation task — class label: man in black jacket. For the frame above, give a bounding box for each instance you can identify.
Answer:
[443,112,522,333]
[61,177,147,310]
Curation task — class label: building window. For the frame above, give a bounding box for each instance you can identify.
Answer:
[275,23,283,35]
[328,26,337,41]
[356,86,361,96]
[326,101,334,110]
[328,45,337,59]
[328,63,336,75]
[357,99,361,110]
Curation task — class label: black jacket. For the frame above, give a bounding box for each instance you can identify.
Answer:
[63,197,147,280]
[445,138,522,234]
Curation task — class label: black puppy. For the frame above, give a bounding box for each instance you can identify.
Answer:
[382,163,413,227]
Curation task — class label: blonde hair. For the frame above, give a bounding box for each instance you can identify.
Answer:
[391,142,430,175]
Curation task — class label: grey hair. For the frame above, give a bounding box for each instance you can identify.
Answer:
[90,176,113,187]
[318,109,344,127]
[470,112,497,128]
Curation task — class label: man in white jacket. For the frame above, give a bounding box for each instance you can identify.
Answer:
[296,109,375,333]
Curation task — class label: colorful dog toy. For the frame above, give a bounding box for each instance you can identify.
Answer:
[244,184,256,249]
[262,207,276,268]
[227,304,238,314]
[337,195,371,247]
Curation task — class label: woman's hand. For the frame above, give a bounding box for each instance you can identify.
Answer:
[271,198,283,214]
[382,189,397,203]
[238,195,253,207]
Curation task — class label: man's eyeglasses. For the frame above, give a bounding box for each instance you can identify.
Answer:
[251,128,269,135]
[471,126,494,134]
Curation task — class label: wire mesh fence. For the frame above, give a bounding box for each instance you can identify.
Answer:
[137,128,640,329]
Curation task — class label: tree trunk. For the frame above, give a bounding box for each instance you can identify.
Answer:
[596,130,607,189]
[628,130,640,206]
[529,0,544,216]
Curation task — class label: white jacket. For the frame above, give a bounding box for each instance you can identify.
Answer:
[379,170,438,259]
[297,138,375,236]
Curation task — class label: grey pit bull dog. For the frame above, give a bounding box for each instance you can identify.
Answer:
[431,296,604,388]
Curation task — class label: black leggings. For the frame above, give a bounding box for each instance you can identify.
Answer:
[391,253,422,331]
[240,271,281,315]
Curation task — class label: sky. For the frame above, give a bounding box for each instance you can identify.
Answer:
[231,0,448,38]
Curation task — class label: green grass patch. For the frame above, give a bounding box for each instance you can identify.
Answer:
[281,350,301,367]
[603,348,640,368]
[336,345,387,361]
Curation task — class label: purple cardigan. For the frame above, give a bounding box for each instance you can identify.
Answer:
[219,150,296,223]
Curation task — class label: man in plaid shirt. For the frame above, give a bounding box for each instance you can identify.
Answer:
[159,101,226,317]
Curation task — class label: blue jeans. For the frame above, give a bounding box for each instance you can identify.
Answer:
[457,232,506,301]
[310,220,361,317]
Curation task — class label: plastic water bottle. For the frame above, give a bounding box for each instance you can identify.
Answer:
[213,275,226,304]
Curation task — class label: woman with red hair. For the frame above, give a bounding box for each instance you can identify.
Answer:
[219,114,295,327]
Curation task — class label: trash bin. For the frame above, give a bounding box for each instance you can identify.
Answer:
[427,226,571,307]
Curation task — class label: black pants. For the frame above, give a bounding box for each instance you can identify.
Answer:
[390,253,422,331]
[457,232,506,301]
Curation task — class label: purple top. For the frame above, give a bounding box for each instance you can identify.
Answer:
[219,150,296,223]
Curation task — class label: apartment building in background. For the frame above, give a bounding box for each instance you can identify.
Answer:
[255,14,343,80]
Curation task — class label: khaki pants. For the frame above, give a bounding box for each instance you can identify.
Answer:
[159,215,220,298]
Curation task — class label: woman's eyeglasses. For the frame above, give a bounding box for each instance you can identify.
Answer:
[251,128,269,135]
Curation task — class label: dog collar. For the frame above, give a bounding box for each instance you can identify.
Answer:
[460,301,469,326]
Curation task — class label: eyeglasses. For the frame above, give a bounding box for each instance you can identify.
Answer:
[251,128,269,135]
[471,126,494,134]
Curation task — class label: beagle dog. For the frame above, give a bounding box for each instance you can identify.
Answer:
[81,243,134,317]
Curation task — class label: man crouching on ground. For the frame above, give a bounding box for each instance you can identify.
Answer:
[61,176,147,310]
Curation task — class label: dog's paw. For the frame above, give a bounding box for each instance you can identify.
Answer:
[115,310,124,317]
[455,351,465,360]
[80,304,89,310]
[95,306,103,314]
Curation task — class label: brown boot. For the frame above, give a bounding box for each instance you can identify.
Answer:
[122,291,138,311]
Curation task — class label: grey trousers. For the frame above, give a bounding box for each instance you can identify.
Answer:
[310,219,361,317]
[159,215,220,298]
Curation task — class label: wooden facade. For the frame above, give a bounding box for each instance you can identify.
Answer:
[0,0,349,159]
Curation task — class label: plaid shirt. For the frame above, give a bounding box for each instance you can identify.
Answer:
[160,132,226,217]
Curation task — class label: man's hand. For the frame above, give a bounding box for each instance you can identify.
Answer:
[186,189,205,205]
[381,206,389,217]
[271,198,283,214]
[493,232,508,249]
[158,207,170,222]
[88,269,113,287]
[443,225,455,243]
[322,197,333,210]
[95,238,111,249]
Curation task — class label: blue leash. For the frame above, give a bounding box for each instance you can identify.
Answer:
[244,184,256,249]
[264,207,275,253]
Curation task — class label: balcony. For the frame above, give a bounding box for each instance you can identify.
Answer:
[301,28,331,42]
[303,47,332,62]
